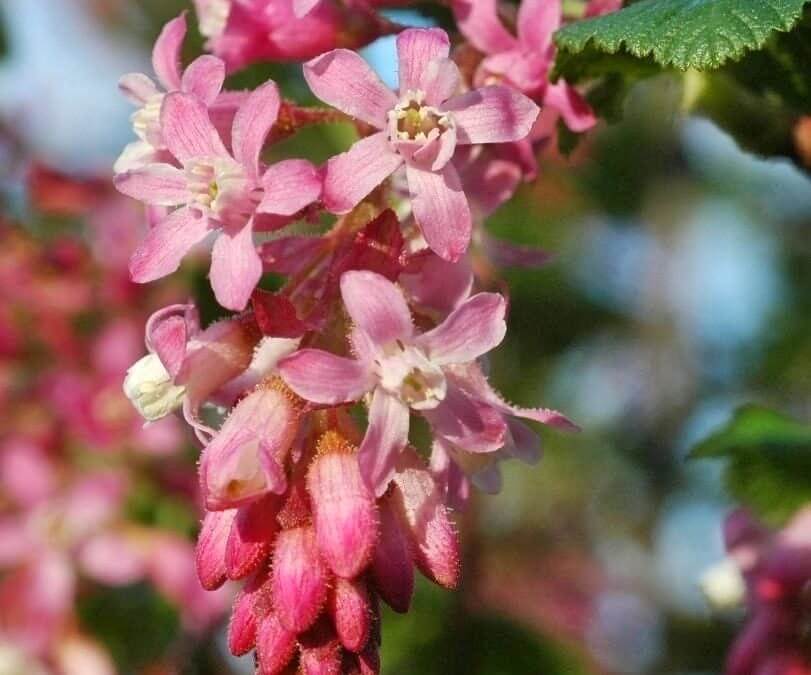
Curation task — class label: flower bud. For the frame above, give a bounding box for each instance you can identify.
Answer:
[370,495,414,613]
[271,526,330,633]
[226,495,279,580]
[123,353,185,421]
[195,509,235,591]
[228,570,268,656]
[299,619,341,675]
[329,578,371,653]
[392,450,460,589]
[308,437,378,578]
[256,612,297,675]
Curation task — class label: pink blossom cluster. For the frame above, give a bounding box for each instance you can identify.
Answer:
[720,509,811,675]
[113,2,614,672]
[0,210,228,675]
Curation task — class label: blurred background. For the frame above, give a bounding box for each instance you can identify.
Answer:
[1,1,810,674]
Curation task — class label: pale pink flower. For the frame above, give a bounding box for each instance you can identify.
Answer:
[453,0,596,134]
[116,13,237,173]
[115,83,322,309]
[279,270,570,495]
[304,28,540,261]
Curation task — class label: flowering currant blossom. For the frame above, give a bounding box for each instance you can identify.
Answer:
[115,82,322,310]
[279,270,571,496]
[116,13,239,173]
[453,0,596,135]
[304,27,540,262]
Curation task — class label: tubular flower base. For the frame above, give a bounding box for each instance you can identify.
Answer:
[114,10,586,674]
[197,427,460,673]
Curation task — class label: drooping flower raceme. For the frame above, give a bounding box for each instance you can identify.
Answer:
[115,82,322,310]
[304,27,540,262]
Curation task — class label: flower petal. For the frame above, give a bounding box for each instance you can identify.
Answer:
[396,28,450,97]
[421,58,462,107]
[129,208,211,283]
[445,85,540,145]
[293,0,322,17]
[400,254,473,317]
[259,159,322,215]
[419,292,506,365]
[181,55,226,105]
[304,49,396,128]
[423,384,507,453]
[517,0,561,53]
[543,81,597,133]
[406,163,471,263]
[232,80,281,178]
[279,349,373,405]
[152,13,186,90]
[452,0,517,54]
[210,222,262,311]
[119,73,159,105]
[340,270,413,346]
[358,389,410,497]
[323,132,402,214]
[161,92,230,162]
[114,164,189,206]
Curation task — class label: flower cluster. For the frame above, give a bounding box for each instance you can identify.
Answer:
[114,2,607,672]
[0,207,228,675]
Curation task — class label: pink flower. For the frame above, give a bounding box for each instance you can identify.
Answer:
[453,0,596,134]
[304,27,540,261]
[116,13,238,173]
[279,270,570,495]
[115,83,322,309]
[585,0,624,18]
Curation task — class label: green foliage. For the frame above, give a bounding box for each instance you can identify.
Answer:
[690,406,811,524]
[555,0,810,71]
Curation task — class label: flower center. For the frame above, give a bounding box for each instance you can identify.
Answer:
[377,340,447,410]
[185,159,260,225]
[132,93,164,145]
[389,91,453,143]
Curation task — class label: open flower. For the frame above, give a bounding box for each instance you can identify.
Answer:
[304,27,539,262]
[453,0,596,134]
[116,13,233,173]
[115,83,322,310]
[279,270,569,495]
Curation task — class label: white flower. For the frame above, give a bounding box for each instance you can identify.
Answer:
[123,353,186,422]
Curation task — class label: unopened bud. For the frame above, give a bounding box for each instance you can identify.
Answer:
[123,353,185,421]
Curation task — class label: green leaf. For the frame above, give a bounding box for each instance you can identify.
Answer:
[555,0,811,71]
[690,405,811,524]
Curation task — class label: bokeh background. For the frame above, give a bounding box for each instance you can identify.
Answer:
[1,1,810,674]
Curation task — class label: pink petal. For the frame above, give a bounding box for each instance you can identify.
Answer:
[370,495,414,613]
[458,154,522,218]
[210,222,262,311]
[195,509,235,590]
[358,389,410,497]
[294,0,322,17]
[323,131,402,214]
[406,163,471,263]
[226,495,279,580]
[396,28,450,97]
[271,526,330,633]
[445,85,540,145]
[423,384,507,453]
[259,159,322,215]
[452,0,517,54]
[391,449,460,589]
[401,254,473,316]
[232,80,281,178]
[200,386,298,510]
[543,81,597,133]
[181,55,225,105]
[340,270,413,347]
[129,207,211,283]
[150,314,188,378]
[114,164,189,206]
[256,612,297,674]
[505,419,541,464]
[308,449,378,578]
[421,58,462,107]
[118,73,159,105]
[329,578,372,653]
[304,50,396,128]
[161,92,230,162]
[152,13,186,90]
[517,0,561,53]
[419,292,506,365]
[429,439,470,511]
[279,349,373,404]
